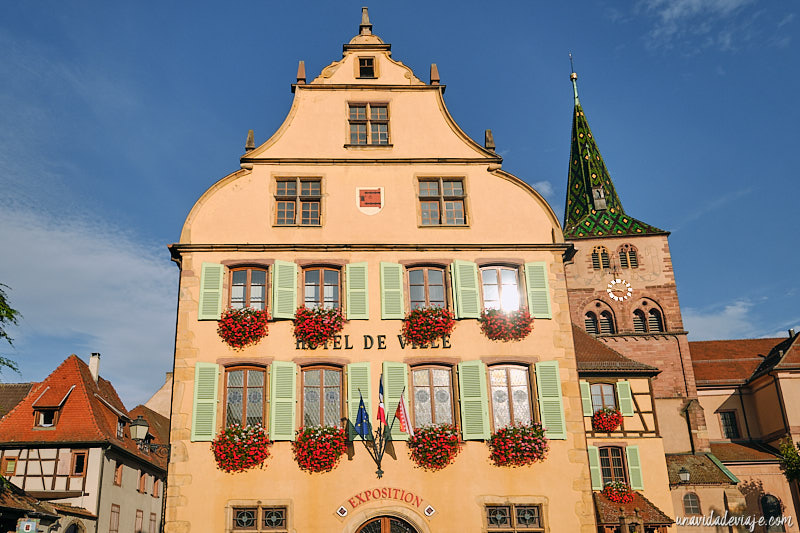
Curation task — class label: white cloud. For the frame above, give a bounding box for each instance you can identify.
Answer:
[532,180,555,198]
[683,300,758,340]
[0,205,176,406]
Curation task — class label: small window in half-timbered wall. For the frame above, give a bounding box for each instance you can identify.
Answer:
[71,451,87,476]
[590,383,616,413]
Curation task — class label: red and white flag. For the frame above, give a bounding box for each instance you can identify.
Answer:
[377,377,387,424]
[395,394,414,437]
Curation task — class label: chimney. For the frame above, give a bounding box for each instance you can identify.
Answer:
[89,353,100,383]
[790,328,796,338]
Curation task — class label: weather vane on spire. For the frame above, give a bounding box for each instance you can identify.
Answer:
[569,53,580,105]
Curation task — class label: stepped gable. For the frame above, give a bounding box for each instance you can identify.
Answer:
[572,324,659,374]
[563,71,665,239]
[0,354,167,469]
[690,336,796,387]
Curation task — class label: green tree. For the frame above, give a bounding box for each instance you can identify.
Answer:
[779,438,800,483]
[0,283,21,374]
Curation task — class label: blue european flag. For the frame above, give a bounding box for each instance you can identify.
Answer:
[354,394,373,440]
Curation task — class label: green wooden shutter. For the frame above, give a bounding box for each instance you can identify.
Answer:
[191,362,219,441]
[587,446,602,490]
[269,361,297,441]
[580,381,593,417]
[616,380,634,417]
[525,262,551,319]
[382,362,409,441]
[380,262,404,319]
[626,446,644,490]
[451,260,480,319]
[457,360,489,440]
[271,260,298,319]
[347,362,371,440]
[345,262,369,320]
[198,263,224,320]
[535,361,566,440]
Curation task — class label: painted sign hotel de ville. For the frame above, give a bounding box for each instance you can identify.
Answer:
[163,8,800,533]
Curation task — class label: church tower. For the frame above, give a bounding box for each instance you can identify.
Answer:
[562,69,709,455]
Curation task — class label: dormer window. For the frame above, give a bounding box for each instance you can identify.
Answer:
[117,419,125,439]
[35,408,58,427]
[358,56,375,78]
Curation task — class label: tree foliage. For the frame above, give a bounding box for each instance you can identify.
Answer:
[780,439,800,483]
[0,284,21,374]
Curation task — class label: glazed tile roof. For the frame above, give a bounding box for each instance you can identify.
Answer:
[0,383,32,419]
[572,324,660,374]
[709,442,780,463]
[0,354,167,470]
[665,453,738,485]
[563,92,665,239]
[690,336,798,387]
[593,491,673,525]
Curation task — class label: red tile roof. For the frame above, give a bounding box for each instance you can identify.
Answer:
[690,336,799,387]
[572,324,660,374]
[0,354,167,470]
[709,442,780,463]
[593,491,673,525]
[0,480,59,518]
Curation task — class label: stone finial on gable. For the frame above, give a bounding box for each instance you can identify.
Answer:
[296,60,306,84]
[245,130,255,152]
[360,7,372,35]
[485,129,495,151]
[430,63,440,85]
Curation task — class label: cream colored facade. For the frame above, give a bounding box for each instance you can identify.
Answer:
[166,13,596,533]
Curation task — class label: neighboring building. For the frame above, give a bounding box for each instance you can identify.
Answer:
[562,63,800,531]
[0,354,168,533]
[0,382,32,419]
[166,9,598,533]
[145,373,173,418]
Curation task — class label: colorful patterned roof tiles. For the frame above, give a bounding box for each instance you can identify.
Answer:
[563,73,665,239]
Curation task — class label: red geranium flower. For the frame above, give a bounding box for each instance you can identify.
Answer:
[478,309,533,342]
[292,426,348,473]
[602,481,635,503]
[211,424,271,473]
[401,306,455,347]
[407,424,461,471]
[592,408,623,432]
[217,308,269,349]
[293,307,344,349]
[488,423,549,467]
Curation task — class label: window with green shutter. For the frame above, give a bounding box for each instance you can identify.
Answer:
[269,361,297,441]
[198,263,224,320]
[524,262,551,319]
[346,362,371,440]
[534,361,566,440]
[579,381,593,417]
[451,260,480,318]
[345,262,369,319]
[382,362,409,441]
[457,360,489,440]
[626,446,644,490]
[271,260,298,319]
[191,362,220,442]
[380,262,404,319]
[587,445,602,490]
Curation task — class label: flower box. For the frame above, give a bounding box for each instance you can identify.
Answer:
[488,423,549,467]
[602,481,635,503]
[407,424,462,471]
[401,306,455,347]
[217,308,269,349]
[211,424,271,473]
[592,408,623,432]
[292,426,348,473]
[293,307,344,349]
[478,309,534,342]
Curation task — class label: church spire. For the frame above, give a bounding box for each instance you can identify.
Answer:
[563,68,664,239]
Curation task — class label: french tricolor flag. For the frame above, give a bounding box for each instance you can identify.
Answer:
[377,376,387,424]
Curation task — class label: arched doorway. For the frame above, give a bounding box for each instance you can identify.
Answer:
[356,515,419,533]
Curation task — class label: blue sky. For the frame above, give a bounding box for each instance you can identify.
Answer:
[0,1,797,406]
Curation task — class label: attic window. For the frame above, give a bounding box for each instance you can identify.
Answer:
[35,408,58,428]
[358,57,375,78]
[117,419,125,439]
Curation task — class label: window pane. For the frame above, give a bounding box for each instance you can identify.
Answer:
[408,269,424,285]
[420,201,440,225]
[228,370,244,387]
[414,386,432,426]
[304,387,321,426]
[370,105,387,120]
[301,180,320,196]
[443,200,465,225]
[419,181,439,197]
[227,387,243,426]
[409,285,425,308]
[277,201,296,225]
[434,385,452,424]
[442,180,463,196]
[276,181,296,196]
[323,387,340,427]
[371,123,388,144]
[246,387,263,426]
[350,123,367,144]
[349,105,366,120]
[300,201,320,225]
[428,285,445,307]
[247,370,264,387]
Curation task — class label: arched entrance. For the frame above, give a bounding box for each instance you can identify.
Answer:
[356,515,419,533]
